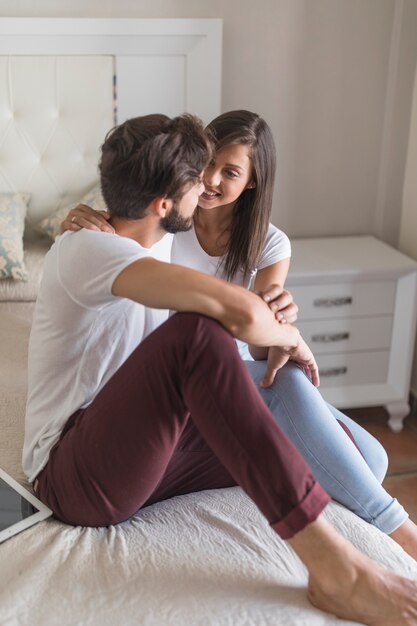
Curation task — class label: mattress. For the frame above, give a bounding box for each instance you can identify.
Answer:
[1,283,416,626]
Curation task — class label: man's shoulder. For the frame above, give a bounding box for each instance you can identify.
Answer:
[59,229,140,249]
[56,231,143,283]
[56,230,142,263]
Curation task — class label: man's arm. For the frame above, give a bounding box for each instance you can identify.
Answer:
[112,257,300,350]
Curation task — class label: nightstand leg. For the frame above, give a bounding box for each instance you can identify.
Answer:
[385,401,410,432]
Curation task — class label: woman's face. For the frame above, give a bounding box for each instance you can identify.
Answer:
[199,143,255,211]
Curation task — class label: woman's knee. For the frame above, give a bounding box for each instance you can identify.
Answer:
[272,361,313,393]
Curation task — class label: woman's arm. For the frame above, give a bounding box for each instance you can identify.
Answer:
[253,259,297,323]
[60,205,114,235]
[249,259,297,360]
[246,259,318,389]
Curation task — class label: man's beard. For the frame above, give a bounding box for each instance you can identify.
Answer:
[160,202,194,234]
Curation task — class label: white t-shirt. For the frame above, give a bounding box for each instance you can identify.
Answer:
[23,230,173,482]
[172,223,291,359]
[171,223,291,288]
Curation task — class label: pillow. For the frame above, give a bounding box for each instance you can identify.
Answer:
[36,185,108,240]
[0,193,30,281]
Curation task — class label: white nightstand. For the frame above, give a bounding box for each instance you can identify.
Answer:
[287,236,417,431]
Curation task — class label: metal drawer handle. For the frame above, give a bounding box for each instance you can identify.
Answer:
[313,297,353,308]
[320,366,348,377]
[311,332,350,343]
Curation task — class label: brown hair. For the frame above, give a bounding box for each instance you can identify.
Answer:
[100,113,211,219]
[205,110,276,281]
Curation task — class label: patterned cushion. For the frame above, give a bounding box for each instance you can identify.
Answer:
[0,193,30,281]
[0,239,50,302]
[36,185,107,240]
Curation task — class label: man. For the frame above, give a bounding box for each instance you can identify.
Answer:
[24,113,417,624]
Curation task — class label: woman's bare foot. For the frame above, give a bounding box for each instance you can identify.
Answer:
[288,514,417,625]
[390,519,417,562]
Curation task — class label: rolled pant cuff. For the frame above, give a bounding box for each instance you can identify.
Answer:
[271,481,331,540]
[373,497,408,535]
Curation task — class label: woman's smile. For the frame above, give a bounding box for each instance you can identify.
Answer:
[200,186,222,202]
[198,144,254,210]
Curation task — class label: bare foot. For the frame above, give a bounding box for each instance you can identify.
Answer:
[308,561,417,625]
[390,519,417,562]
[288,514,417,625]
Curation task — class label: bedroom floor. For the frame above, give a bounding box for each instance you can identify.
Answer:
[345,406,417,523]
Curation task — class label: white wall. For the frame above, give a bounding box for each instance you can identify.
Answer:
[399,63,417,394]
[1,0,417,245]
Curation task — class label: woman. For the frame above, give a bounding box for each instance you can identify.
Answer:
[62,110,417,559]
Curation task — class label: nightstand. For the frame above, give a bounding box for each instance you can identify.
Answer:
[287,236,417,431]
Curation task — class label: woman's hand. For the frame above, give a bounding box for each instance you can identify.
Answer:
[260,336,320,389]
[60,204,115,235]
[257,284,298,324]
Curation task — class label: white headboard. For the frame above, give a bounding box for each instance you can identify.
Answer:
[0,55,114,227]
[0,18,222,230]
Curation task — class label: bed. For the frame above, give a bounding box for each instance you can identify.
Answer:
[0,17,416,626]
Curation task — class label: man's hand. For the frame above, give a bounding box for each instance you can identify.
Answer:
[60,204,114,235]
[260,336,320,388]
[257,284,298,324]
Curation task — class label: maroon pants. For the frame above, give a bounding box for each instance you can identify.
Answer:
[36,313,330,539]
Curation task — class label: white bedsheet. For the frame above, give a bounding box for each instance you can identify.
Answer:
[1,308,416,626]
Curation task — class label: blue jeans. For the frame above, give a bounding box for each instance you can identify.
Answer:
[244,359,408,534]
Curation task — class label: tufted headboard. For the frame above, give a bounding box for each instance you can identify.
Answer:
[0,55,114,231]
[0,18,222,233]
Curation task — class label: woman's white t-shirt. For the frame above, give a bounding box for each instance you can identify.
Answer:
[171,223,291,359]
[171,223,291,287]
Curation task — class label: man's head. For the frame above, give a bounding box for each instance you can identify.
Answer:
[99,113,211,229]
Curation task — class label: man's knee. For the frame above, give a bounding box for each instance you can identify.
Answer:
[169,312,234,348]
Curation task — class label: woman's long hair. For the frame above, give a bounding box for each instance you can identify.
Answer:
[205,110,276,281]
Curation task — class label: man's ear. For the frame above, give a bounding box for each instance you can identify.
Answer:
[150,197,173,217]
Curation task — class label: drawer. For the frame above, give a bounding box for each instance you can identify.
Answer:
[316,350,389,388]
[288,281,396,320]
[296,316,392,354]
